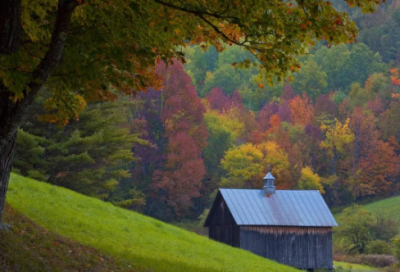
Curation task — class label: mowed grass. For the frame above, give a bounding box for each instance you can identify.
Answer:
[0,204,127,272]
[6,174,298,272]
[335,195,400,228]
[333,261,379,271]
[363,196,400,225]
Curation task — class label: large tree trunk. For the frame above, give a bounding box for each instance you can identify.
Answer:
[0,132,16,224]
[0,0,22,225]
[0,0,78,224]
[0,0,21,55]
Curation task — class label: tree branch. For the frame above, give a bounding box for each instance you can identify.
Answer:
[0,0,79,150]
[153,0,238,20]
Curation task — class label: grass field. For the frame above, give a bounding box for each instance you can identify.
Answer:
[333,261,380,271]
[0,204,127,271]
[363,196,400,224]
[5,174,298,272]
[335,195,400,228]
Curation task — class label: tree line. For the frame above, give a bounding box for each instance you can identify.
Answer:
[14,38,400,221]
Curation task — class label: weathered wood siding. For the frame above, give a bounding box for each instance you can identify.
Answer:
[240,226,333,270]
[207,194,240,247]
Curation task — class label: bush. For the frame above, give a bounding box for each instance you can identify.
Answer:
[359,254,398,268]
[382,266,400,272]
[372,216,400,242]
[334,253,398,268]
[393,235,400,261]
[367,240,393,255]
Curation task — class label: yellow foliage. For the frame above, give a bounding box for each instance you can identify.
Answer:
[320,118,354,156]
[204,110,244,141]
[298,167,325,193]
[221,143,264,185]
[221,141,292,189]
[257,142,289,174]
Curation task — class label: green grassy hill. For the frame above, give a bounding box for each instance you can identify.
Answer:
[4,174,298,272]
[335,195,400,225]
[0,203,126,271]
[362,196,400,224]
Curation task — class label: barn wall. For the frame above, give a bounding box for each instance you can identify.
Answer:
[240,226,333,270]
[207,195,240,247]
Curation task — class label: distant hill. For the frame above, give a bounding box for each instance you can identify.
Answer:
[4,174,298,272]
[335,195,400,225]
[363,196,400,224]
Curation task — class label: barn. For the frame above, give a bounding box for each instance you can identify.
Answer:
[204,171,338,271]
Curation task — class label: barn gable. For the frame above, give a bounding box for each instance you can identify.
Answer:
[206,189,337,227]
[204,191,240,247]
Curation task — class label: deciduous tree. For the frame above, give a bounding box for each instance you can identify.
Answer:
[320,118,355,175]
[297,167,324,193]
[220,141,291,189]
[289,95,315,126]
[335,206,376,254]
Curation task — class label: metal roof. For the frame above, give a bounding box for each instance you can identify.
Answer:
[211,189,337,227]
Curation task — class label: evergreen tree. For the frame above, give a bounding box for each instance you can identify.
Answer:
[13,93,144,199]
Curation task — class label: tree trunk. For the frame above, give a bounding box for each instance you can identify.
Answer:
[0,132,16,223]
[0,0,79,224]
[0,0,22,224]
[332,149,338,175]
[0,0,21,55]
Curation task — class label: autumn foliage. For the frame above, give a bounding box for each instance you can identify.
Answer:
[14,53,400,221]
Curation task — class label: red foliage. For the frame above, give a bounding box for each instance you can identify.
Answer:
[257,101,279,131]
[314,94,337,117]
[367,98,384,117]
[349,108,400,197]
[150,60,208,214]
[157,60,208,148]
[206,87,243,112]
[152,132,206,214]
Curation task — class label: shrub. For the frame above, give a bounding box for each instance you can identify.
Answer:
[372,216,400,242]
[393,235,400,261]
[359,254,398,268]
[367,240,393,255]
[334,253,398,268]
[382,266,400,272]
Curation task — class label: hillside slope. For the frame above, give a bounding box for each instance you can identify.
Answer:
[363,196,400,224]
[335,196,400,225]
[0,204,127,271]
[5,174,298,272]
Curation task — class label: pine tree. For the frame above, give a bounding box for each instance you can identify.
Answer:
[13,93,144,199]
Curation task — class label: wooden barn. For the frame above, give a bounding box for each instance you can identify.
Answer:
[204,172,338,271]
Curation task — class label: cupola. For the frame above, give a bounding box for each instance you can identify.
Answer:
[263,166,275,197]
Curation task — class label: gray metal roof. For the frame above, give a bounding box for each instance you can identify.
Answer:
[218,189,337,227]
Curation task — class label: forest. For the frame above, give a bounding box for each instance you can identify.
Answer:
[10,0,400,224]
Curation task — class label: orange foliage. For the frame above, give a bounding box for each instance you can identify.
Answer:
[353,139,400,196]
[289,95,314,126]
[390,68,400,86]
[266,114,281,135]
